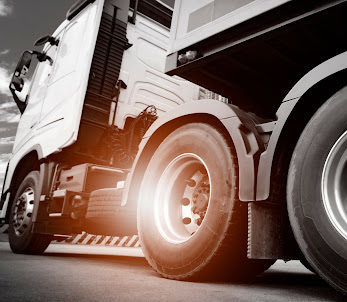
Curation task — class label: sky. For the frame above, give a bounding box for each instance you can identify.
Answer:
[0,0,174,191]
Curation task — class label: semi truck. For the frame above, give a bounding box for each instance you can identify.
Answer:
[1,0,346,294]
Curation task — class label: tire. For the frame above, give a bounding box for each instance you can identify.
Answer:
[8,171,52,254]
[287,87,347,295]
[138,123,273,281]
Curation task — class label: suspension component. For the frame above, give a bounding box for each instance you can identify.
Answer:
[185,179,196,187]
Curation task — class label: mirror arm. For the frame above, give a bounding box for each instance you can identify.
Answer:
[10,88,27,114]
[33,51,53,65]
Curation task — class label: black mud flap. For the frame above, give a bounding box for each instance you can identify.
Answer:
[247,202,300,260]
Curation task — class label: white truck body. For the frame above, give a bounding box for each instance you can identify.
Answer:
[0,0,202,219]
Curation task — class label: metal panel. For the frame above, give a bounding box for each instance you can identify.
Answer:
[169,0,292,54]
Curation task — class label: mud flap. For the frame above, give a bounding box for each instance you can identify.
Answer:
[247,202,299,260]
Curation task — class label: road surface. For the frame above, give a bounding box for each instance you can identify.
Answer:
[0,240,344,302]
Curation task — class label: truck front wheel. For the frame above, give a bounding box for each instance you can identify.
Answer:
[287,87,347,295]
[138,123,273,280]
[8,171,52,254]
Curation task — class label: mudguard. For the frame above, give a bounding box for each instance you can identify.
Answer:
[0,145,44,220]
[122,99,262,207]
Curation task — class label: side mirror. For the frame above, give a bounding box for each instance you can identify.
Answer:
[9,50,54,114]
[34,35,59,47]
[9,51,33,114]
[10,51,32,92]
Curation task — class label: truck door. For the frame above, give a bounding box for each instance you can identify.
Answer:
[35,0,105,156]
[12,46,57,153]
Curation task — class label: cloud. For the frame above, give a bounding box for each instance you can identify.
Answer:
[0,49,9,56]
[0,101,20,124]
[0,65,19,190]
[0,101,16,190]
[0,0,12,17]
[0,136,14,144]
[0,65,11,96]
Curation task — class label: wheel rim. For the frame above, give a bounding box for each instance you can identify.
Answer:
[12,187,35,236]
[153,153,211,244]
[322,130,347,240]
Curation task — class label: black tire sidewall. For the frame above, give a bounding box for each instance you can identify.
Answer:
[8,171,40,253]
[138,123,240,278]
[287,87,347,293]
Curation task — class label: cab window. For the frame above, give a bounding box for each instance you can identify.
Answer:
[27,46,56,100]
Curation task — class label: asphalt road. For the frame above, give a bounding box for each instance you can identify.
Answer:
[0,240,345,302]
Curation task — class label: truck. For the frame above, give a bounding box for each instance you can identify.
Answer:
[1,0,346,294]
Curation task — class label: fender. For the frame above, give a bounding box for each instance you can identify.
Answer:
[256,51,347,200]
[122,99,262,207]
[0,145,43,220]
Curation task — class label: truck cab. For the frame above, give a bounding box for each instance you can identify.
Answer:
[0,0,211,249]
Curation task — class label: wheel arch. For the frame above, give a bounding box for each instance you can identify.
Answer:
[123,100,263,209]
[2,148,42,223]
[257,53,347,201]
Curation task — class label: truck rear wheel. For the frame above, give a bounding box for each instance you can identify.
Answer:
[138,123,273,280]
[8,171,52,254]
[287,87,347,295]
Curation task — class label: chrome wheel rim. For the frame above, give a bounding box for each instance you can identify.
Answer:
[154,153,211,244]
[322,130,347,240]
[12,187,35,236]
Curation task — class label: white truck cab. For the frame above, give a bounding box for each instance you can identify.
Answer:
[1,0,205,224]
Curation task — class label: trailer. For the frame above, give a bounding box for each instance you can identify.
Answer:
[165,0,347,294]
[0,0,346,295]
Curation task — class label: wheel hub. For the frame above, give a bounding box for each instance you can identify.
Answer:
[153,153,211,244]
[322,130,347,240]
[12,187,34,236]
[192,175,209,216]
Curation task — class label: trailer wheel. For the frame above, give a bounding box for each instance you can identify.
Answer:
[138,123,273,280]
[8,171,52,254]
[287,87,347,295]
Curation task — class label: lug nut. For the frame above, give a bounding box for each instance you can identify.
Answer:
[181,198,190,206]
[182,217,191,225]
[185,179,196,187]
